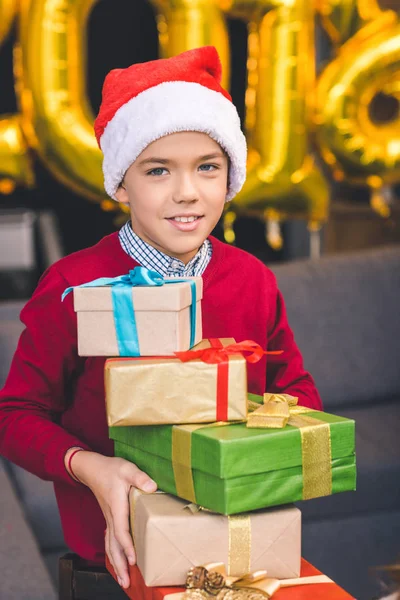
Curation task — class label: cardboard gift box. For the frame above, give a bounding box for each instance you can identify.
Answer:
[128,489,301,586]
[110,393,356,514]
[69,271,202,356]
[106,557,355,600]
[105,338,249,426]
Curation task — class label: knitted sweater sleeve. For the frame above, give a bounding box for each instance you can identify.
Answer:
[0,266,92,485]
[266,278,323,410]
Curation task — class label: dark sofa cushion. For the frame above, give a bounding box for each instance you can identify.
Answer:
[0,460,56,599]
[302,510,400,600]
[272,246,400,410]
[5,462,66,551]
[297,399,400,520]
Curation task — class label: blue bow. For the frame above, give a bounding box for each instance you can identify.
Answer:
[62,266,197,356]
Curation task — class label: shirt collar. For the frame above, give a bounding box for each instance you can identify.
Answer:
[118,221,212,278]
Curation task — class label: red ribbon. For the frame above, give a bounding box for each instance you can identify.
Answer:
[175,340,283,422]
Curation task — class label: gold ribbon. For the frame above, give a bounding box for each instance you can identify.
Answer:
[172,424,208,503]
[185,504,252,577]
[228,515,251,576]
[247,394,332,499]
[164,563,333,600]
[171,395,332,507]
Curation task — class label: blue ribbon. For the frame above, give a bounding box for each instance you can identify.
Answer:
[62,267,197,356]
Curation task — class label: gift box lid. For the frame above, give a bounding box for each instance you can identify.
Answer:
[73,276,203,312]
[109,393,355,480]
[105,338,238,368]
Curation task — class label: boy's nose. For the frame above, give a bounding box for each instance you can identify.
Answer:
[172,175,199,204]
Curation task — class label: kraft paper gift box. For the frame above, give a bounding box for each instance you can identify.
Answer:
[66,269,202,356]
[105,338,251,427]
[127,489,301,586]
[106,558,355,600]
[109,393,356,514]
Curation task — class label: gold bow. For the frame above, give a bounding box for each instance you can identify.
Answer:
[248,393,332,499]
[247,394,303,428]
[164,563,333,600]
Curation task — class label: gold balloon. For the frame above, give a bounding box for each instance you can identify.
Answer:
[150,0,230,89]
[0,0,17,41]
[0,0,34,193]
[316,0,384,46]
[220,0,329,226]
[315,11,400,185]
[0,115,35,193]
[17,0,105,202]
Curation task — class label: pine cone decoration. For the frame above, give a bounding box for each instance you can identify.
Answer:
[204,571,226,595]
[187,567,209,590]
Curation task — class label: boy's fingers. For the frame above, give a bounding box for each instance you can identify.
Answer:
[105,528,112,567]
[128,464,157,493]
[105,528,122,584]
[111,495,136,565]
[108,531,130,588]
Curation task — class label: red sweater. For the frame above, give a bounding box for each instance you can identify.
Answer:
[0,233,321,563]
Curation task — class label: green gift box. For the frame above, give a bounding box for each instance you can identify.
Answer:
[109,393,356,514]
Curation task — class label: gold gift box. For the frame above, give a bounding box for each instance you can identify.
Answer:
[130,489,301,587]
[105,338,247,426]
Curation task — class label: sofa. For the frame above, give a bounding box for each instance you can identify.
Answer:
[273,245,400,599]
[1,244,399,600]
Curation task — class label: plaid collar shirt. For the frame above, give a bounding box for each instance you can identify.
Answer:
[118,221,212,277]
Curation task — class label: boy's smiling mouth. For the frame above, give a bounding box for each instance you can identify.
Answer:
[166,214,204,231]
[169,215,202,223]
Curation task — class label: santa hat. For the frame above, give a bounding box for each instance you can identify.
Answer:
[94,46,247,201]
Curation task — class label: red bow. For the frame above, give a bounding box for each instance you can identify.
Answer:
[175,339,282,365]
[175,340,283,422]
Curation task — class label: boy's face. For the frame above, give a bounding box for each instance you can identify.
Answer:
[115,131,229,264]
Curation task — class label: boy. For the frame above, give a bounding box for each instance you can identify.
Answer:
[0,47,321,590]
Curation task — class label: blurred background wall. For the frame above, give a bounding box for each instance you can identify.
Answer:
[1,0,400,279]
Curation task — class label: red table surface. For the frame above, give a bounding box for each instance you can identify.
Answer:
[106,557,355,600]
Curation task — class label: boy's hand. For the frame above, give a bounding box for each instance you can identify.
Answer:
[65,449,157,589]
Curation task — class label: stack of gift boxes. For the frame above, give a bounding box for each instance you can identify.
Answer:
[70,269,356,596]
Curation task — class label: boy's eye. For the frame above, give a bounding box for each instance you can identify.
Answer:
[147,167,168,176]
[199,163,218,172]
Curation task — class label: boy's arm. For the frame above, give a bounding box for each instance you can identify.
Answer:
[0,264,157,590]
[0,265,92,485]
[266,287,323,410]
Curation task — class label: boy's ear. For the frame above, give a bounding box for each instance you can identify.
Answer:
[114,182,129,205]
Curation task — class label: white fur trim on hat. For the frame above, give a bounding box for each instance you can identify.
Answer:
[100,81,247,201]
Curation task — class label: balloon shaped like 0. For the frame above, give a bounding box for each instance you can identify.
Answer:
[0,1,34,193]
[17,0,104,202]
[315,11,400,185]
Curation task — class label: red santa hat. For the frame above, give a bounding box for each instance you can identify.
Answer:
[94,46,247,201]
